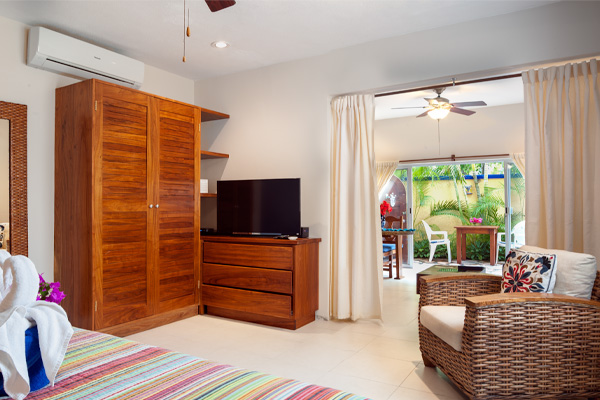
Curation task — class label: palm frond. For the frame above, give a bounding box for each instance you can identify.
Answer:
[430,200,470,224]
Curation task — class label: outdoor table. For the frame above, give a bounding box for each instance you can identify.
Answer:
[455,225,499,266]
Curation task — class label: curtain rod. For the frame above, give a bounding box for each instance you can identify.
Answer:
[375,73,522,98]
[398,153,511,164]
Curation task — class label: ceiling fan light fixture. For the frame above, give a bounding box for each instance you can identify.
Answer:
[428,107,450,120]
[211,41,229,49]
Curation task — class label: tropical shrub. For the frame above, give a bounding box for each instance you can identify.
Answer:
[465,236,490,261]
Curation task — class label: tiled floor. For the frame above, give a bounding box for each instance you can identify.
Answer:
[126,261,471,400]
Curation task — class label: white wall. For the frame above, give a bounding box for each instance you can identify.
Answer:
[0,15,195,279]
[375,103,525,162]
[194,1,600,319]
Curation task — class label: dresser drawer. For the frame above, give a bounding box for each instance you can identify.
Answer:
[203,263,293,294]
[203,242,293,270]
[202,285,292,318]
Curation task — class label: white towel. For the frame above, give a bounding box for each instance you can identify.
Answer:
[0,256,38,314]
[0,250,10,264]
[0,306,32,399]
[0,250,12,303]
[0,254,73,400]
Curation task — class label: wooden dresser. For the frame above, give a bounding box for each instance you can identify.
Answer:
[201,236,320,329]
[54,79,228,336]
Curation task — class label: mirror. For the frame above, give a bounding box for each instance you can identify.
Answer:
[0,101,28,256]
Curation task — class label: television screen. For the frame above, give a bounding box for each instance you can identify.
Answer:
[217,178,301,236]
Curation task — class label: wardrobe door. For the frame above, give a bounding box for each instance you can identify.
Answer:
[94,84,153,329]
[155,99,200,313]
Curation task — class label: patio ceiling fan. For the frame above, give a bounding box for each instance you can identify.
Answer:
[393,87,487,120]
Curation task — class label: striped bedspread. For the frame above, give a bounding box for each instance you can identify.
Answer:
[5,329,367,400]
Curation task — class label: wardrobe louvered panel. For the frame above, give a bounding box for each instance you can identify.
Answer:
[98,90,152,328]
[55,80,214,336]
[156,101,198,313]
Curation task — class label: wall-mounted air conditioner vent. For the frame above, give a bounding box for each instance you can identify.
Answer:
[27,26,144,88]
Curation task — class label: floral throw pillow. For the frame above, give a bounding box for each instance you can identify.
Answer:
[502,249,557,293]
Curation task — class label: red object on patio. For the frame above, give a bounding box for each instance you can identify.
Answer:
[455,225,499,266]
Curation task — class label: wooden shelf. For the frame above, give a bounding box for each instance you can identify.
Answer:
[201,193,217,198]
[201,150,229,160]
[201,108,229,122]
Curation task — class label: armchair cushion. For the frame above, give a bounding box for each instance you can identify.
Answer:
[520,245,597,299]
[420,306,465,351]
[501,249,557,293]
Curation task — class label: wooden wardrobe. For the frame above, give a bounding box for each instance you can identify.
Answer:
[54,79,227,336]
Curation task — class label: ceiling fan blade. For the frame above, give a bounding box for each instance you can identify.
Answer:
[206,0,236,12]
[391,106,427,110]
[450,107,476,116]
[416,110,430,118]
[450,101,487,108]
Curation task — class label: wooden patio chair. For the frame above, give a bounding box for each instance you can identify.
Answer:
[418,245,600,399]
[382,215,403,279]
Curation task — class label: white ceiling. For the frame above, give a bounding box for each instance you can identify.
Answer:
[0,0,556,82]
[374,76,524,120]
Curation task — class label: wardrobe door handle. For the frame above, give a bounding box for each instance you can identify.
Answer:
[149,204,154,208]
[156,204,160,208]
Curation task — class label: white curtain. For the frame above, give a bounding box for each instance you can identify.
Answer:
[330,94,383,321]
[523,59,600,259]
[511,153,525,176]
[376,161,398,193]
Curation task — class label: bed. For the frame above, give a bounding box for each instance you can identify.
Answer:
[1,329,367,400]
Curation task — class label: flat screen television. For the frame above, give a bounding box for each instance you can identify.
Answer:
[217,178,301,236]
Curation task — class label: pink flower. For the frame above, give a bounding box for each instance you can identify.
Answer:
[48,288,66,304]
[37,275,66,304]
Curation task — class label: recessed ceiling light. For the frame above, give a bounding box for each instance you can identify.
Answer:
[211,41,229,49]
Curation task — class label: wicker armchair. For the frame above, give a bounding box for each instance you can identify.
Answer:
[418,266,600,399]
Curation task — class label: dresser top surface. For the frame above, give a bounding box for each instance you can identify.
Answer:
[201,235,321,246]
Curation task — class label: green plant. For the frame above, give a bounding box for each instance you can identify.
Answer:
[429,199,469,225]
[411,167,435,226]
[465,237,490,261]
[429,181,506,228]
[414,239,431,258]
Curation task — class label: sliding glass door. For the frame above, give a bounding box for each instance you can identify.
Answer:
[397,158,525,266]
[502,162,526,262]
[398,167,413,267]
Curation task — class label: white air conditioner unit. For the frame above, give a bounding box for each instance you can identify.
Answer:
[27,26,144,88]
